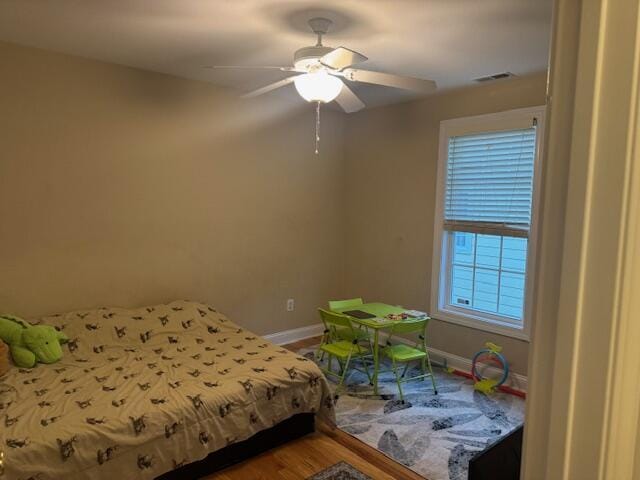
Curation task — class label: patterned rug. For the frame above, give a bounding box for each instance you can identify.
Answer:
[299,346,525,480]
[307,461,372,480]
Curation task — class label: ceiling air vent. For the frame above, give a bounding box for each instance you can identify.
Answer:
[473,72,517,83]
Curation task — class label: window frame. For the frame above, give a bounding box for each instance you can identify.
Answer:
[430,106,546,341]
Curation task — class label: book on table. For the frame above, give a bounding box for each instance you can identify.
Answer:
[342,310,376,319]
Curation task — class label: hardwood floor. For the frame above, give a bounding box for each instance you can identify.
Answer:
[205,336,425,480]
[208,424,423,480]
[282,335,322,352]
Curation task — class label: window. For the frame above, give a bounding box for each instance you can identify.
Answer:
[449,232,527,320]
[431,107,544,340]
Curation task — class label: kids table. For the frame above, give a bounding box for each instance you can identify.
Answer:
[331,302,429,395]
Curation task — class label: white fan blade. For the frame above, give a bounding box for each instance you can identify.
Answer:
[320,47,368,71]
[334,83,365,113]
[241,76,298,98]
[342,68,437,93]
[204,65,299,73]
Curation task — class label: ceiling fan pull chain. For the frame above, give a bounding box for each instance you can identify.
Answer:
[315,100,321,155]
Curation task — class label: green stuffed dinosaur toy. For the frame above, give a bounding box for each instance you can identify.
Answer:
[0,314,69,368]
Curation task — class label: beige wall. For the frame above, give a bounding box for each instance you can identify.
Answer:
[0,41,546,373]
[343,73,547,375]
[0,41,346,336]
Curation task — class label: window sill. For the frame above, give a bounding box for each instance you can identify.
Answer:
[432,307,531,342]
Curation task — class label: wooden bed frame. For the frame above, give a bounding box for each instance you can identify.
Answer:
[156,413,315,479]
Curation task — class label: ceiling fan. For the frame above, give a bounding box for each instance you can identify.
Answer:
[205,17,436,152]
[206,17,437,112]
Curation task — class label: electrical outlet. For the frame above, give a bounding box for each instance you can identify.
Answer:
[286,299,295,312]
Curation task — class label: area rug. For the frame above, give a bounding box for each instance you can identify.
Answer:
[307,461,372,480]
[299,346,525,480]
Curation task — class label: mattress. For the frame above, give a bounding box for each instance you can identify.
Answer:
[0,301,334,480]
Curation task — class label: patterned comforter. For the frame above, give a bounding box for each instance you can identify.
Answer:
[0,301,334,480]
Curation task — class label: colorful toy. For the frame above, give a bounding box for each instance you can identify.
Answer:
[0,314,69,368]
[472,342,509,394]
[385,313,411,321]
[385,311,426,321]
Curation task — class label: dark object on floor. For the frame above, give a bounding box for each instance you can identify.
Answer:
[307,461,372,480]
[156,413,315,480]
[342,310,376,319]
[468,424,523,480]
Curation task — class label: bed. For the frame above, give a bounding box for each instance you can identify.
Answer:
[0,300,334,480]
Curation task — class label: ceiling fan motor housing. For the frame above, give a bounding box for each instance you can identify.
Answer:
[293,45,333,71]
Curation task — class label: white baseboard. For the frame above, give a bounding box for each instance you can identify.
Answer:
[263,323,325,346]
[264,322,528,392]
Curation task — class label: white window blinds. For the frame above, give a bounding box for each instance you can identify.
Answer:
[444,127,536,238]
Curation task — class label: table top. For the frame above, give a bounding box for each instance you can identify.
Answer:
[332,302,429,329]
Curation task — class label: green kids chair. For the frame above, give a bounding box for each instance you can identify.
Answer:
[327,298,371,344]
[328,298,364,310]
[317,308,373,394]
[382,317,438,402]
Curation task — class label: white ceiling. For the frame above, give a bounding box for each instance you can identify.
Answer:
[0,0,552,109]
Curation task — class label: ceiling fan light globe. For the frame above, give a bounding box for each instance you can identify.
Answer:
[294,71,343,103]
